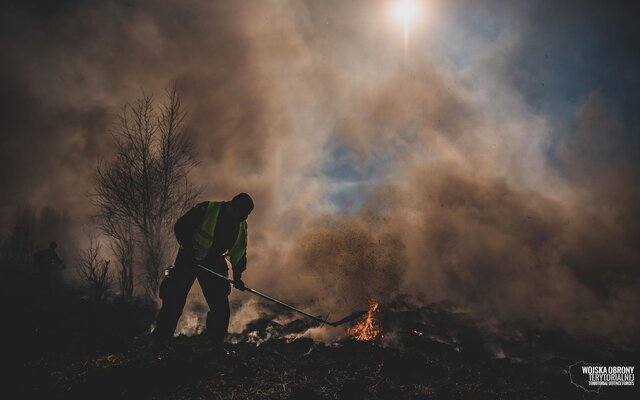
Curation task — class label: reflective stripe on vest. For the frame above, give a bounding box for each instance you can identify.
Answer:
[192,201,247,266]
[228,220,247,267]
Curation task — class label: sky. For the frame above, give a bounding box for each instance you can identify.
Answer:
[1,0,639,342]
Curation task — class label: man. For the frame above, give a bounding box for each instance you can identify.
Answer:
[153,192,254,349]
[34,241,64,295]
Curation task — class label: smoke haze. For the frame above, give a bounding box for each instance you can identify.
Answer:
[1,0,638,342]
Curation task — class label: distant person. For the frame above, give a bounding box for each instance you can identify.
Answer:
[34,241,65,295]
[153,193,254,351]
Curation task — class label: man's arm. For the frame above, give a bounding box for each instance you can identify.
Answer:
[232,255,247,290]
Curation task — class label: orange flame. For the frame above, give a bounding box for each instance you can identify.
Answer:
[347,298,382,341]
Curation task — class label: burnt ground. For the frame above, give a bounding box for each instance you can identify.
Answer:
[2,273,638,399]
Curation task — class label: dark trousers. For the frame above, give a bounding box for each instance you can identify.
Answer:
[154,249,231,345]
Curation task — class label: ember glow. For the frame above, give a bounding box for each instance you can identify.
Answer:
[347,298,382,341]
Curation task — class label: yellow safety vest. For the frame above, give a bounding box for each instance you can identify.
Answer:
[192,201,247,266]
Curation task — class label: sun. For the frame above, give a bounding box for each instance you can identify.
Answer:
[392,0,419,25]
[390,0,422,55]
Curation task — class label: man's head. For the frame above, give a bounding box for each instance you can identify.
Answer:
[229,192,254,221]
[49,241,57,250]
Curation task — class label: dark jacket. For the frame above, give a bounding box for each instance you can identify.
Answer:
[174,201,247,274]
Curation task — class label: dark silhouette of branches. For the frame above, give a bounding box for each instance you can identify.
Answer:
[76,237,112,301]
[105,220,135,298]
[95,84,198,298]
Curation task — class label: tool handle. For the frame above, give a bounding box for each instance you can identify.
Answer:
[196,263,333,325]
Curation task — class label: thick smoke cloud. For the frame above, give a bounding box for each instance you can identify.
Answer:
[1,0,638,342]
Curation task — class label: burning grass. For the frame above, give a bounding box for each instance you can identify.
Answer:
[347,297,382,341]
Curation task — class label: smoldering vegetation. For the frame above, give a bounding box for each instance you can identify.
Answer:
[13,297,638,399]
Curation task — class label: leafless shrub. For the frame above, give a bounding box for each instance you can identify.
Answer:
[76,237,112,301]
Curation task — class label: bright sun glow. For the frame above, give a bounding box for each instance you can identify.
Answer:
[392,0,419,24]
[390,0,422,55]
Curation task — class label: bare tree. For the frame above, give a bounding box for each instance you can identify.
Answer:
[76,237,112,301]
[95,85,197,298]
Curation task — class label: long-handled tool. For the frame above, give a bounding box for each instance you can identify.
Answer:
[197,264,365,327]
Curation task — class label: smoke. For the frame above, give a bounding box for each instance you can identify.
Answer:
[1,0,638,342]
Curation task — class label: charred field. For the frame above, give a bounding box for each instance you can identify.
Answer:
[4,273,637,400]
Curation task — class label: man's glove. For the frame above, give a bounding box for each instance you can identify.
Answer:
[232,273,246,291]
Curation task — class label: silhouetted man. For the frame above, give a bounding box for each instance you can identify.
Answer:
[34,241,64,295]
[153,193,254,349]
